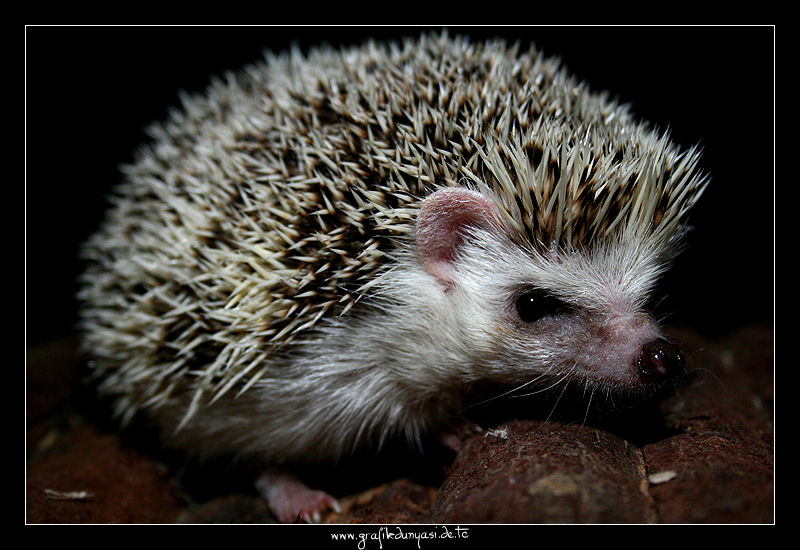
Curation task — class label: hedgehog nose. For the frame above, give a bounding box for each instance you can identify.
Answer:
[637,338,685,382]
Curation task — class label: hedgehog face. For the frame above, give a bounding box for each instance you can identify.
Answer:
[415,187,684,395]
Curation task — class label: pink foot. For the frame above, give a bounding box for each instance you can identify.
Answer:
[436,420,483,452]
[255,468,340,523]
[438,432,463,452]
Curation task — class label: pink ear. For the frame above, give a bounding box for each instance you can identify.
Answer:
[416,187,501,286]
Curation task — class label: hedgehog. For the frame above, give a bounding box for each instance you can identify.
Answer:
[78,32,708,522]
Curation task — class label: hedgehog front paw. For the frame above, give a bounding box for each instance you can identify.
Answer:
[436,420,483,452]
[273,487,339,524]
[255,467,340,523]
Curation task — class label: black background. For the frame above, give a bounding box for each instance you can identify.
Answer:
[25,26,774,347]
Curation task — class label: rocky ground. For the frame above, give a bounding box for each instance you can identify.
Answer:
[26,325,773,524]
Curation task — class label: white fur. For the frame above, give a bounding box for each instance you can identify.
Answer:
[154,221,667,465]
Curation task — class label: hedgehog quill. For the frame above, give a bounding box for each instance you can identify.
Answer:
[78,33,708,522]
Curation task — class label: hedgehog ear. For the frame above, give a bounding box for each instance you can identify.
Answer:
[416,187,502,287]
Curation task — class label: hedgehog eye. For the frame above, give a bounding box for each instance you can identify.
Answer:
[514,291,566,323]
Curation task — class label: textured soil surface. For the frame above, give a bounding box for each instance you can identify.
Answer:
[26,326,773,524]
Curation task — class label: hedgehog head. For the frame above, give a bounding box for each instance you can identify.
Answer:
[410,117,707,395]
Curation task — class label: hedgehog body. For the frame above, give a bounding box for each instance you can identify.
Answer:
[79,33,707,519]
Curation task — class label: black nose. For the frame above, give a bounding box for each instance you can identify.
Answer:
[637,338,685,383]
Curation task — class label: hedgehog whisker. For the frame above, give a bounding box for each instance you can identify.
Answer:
[512,367,574,399]
[582,387,595,427]
[458,372,550,413]
[685,365,732,398]
[544,366,576,423]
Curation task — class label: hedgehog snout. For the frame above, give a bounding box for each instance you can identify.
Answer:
[636,338,686,383]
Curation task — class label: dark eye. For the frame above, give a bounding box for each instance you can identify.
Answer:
[514,291,566,323]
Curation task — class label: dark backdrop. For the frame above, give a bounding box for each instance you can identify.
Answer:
[25,26,774,346]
